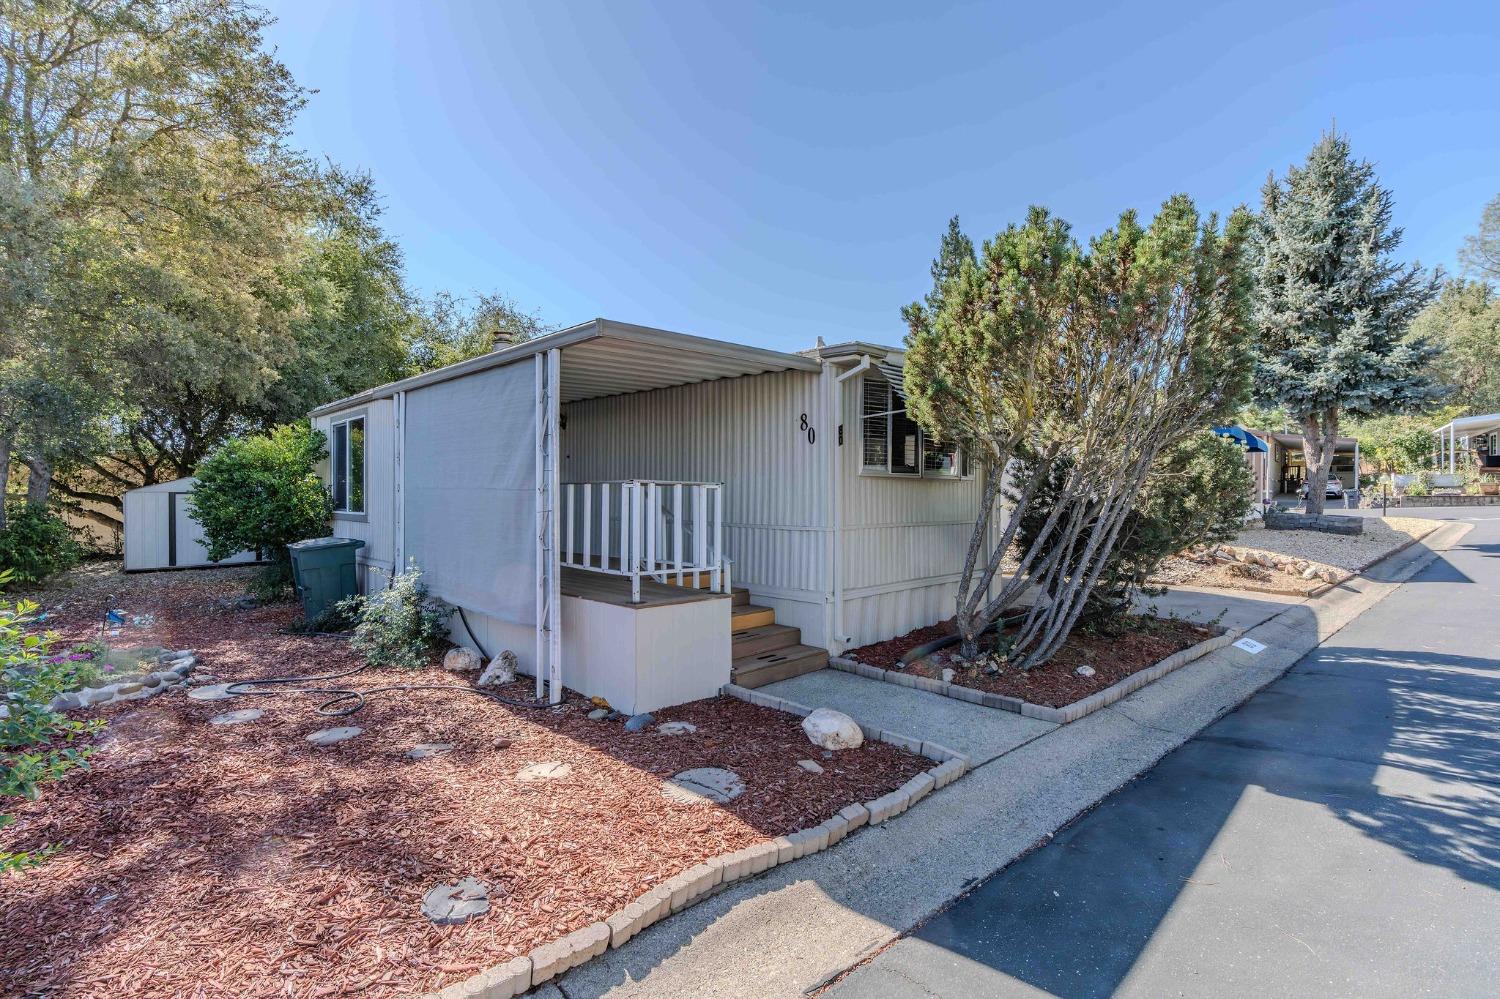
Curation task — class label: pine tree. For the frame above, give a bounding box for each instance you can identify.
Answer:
[1252,131,1440,514]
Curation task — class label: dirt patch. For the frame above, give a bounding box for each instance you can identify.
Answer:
[1,569,927,999]
[849,616,1217,708]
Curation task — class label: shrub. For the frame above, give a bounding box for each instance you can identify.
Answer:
[1403,473,1431,497]
[339,563,452,670]
[1013,431,1254,618]
[0,505,83,588]
[1,576,103,872]
[189,423,333,599]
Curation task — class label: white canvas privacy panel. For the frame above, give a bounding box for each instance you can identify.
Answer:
[402,362,536,623]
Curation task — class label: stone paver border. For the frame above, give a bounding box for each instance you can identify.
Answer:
[421,687,970,999]
[829,628,1243,726]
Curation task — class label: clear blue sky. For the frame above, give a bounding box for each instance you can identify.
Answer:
[261,1,1499,353]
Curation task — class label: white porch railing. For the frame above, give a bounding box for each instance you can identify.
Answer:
[561,480,731,603]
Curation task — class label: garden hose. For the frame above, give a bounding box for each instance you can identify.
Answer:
[224,665,553,717]
[223,605,552,716]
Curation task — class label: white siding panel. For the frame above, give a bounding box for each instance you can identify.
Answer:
[842,578,961,649]
[562,369,829,599]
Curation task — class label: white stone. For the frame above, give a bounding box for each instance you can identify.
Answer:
[1074,665,1096,677]
[478,650,518,687]
[421,876,489,925]
[656,721,697,736]
[187,683,235,702]
[209,709,263,725]
[941,668,955,683]
[306,726,362,746]
[663,767,745,805]
[516,761,572,782]
[797,759,824,774]
[406,742,453,760]
[1301,566,1319,580]
[801,707,864,751]
[442,647,482,673]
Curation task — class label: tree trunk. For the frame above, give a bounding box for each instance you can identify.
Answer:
[24,455,52,506]
[1300,408,1338,516]
[0,438,10,532]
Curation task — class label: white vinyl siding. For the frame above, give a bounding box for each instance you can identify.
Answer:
[313,400,396,589]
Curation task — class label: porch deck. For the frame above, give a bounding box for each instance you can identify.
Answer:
[560,567,731,609]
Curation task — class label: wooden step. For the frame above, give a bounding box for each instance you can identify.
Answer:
[731,587,750,607]
[732,645,829,689]
[731,623,801,658]
[731,604,775,630]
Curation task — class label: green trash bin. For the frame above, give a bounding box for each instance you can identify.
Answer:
[287,537,365,622]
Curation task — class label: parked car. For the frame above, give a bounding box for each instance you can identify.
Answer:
[1298,478,1345,500]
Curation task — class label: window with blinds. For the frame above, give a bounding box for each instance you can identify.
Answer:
[859,377,964,479]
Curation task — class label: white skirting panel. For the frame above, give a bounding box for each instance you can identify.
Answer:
[443,595,730,715]
[841,577,961,649]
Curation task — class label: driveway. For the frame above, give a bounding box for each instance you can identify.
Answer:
[826,507,1500,999]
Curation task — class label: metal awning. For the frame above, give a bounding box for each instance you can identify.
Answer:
[1434,412,1500,438]
[310,319,822,416]
[874,357,907,401]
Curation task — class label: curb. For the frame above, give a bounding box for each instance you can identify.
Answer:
[1304,520,1444,596]
[422,687,970,999]
[829,629,1241,726]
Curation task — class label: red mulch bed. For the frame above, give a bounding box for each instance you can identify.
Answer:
[1,568,927,999]
[849,616,1218,708]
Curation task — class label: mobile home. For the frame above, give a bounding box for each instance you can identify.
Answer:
[309,320,998,714]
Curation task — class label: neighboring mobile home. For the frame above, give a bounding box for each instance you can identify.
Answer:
[309,320,998,714]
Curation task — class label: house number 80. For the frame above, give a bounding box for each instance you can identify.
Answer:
[799,413,816,445]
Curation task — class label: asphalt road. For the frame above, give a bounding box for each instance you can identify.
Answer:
[827,508,1500,999]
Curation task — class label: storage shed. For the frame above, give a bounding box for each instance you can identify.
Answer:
[122,477,258,571]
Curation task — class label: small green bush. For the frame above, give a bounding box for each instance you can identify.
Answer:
[339,563,452,670]
[1403,473,1431,497]
[1,575,103,872]
[189,423,333,600]
[0,505,83,588]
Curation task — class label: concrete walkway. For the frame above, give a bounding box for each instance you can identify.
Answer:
[554,521,1470,999]
[828,512,1498,998]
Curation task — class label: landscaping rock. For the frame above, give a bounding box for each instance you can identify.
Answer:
[406,742,453,760]
[587,708,608,720]
[1301,566,1319,580]
[516,761,571,782]
[209,709,264,726]
[421,876,490,926]
[46,691,82,712]
[662,767,746,805]
[114,682,145,697]
[797,759,824,774]
[443,647,483,673]
[187,683,235,702]
[801,707,864,751]
[477,650,518,687]
[941,668,955,683]
[656,721,696,736]
[306,726,362,747]
[1074,665,1096,677]
[623,712,655,733]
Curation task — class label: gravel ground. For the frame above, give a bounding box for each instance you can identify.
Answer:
[1153,516,1442,594]
[1,568,927,999]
